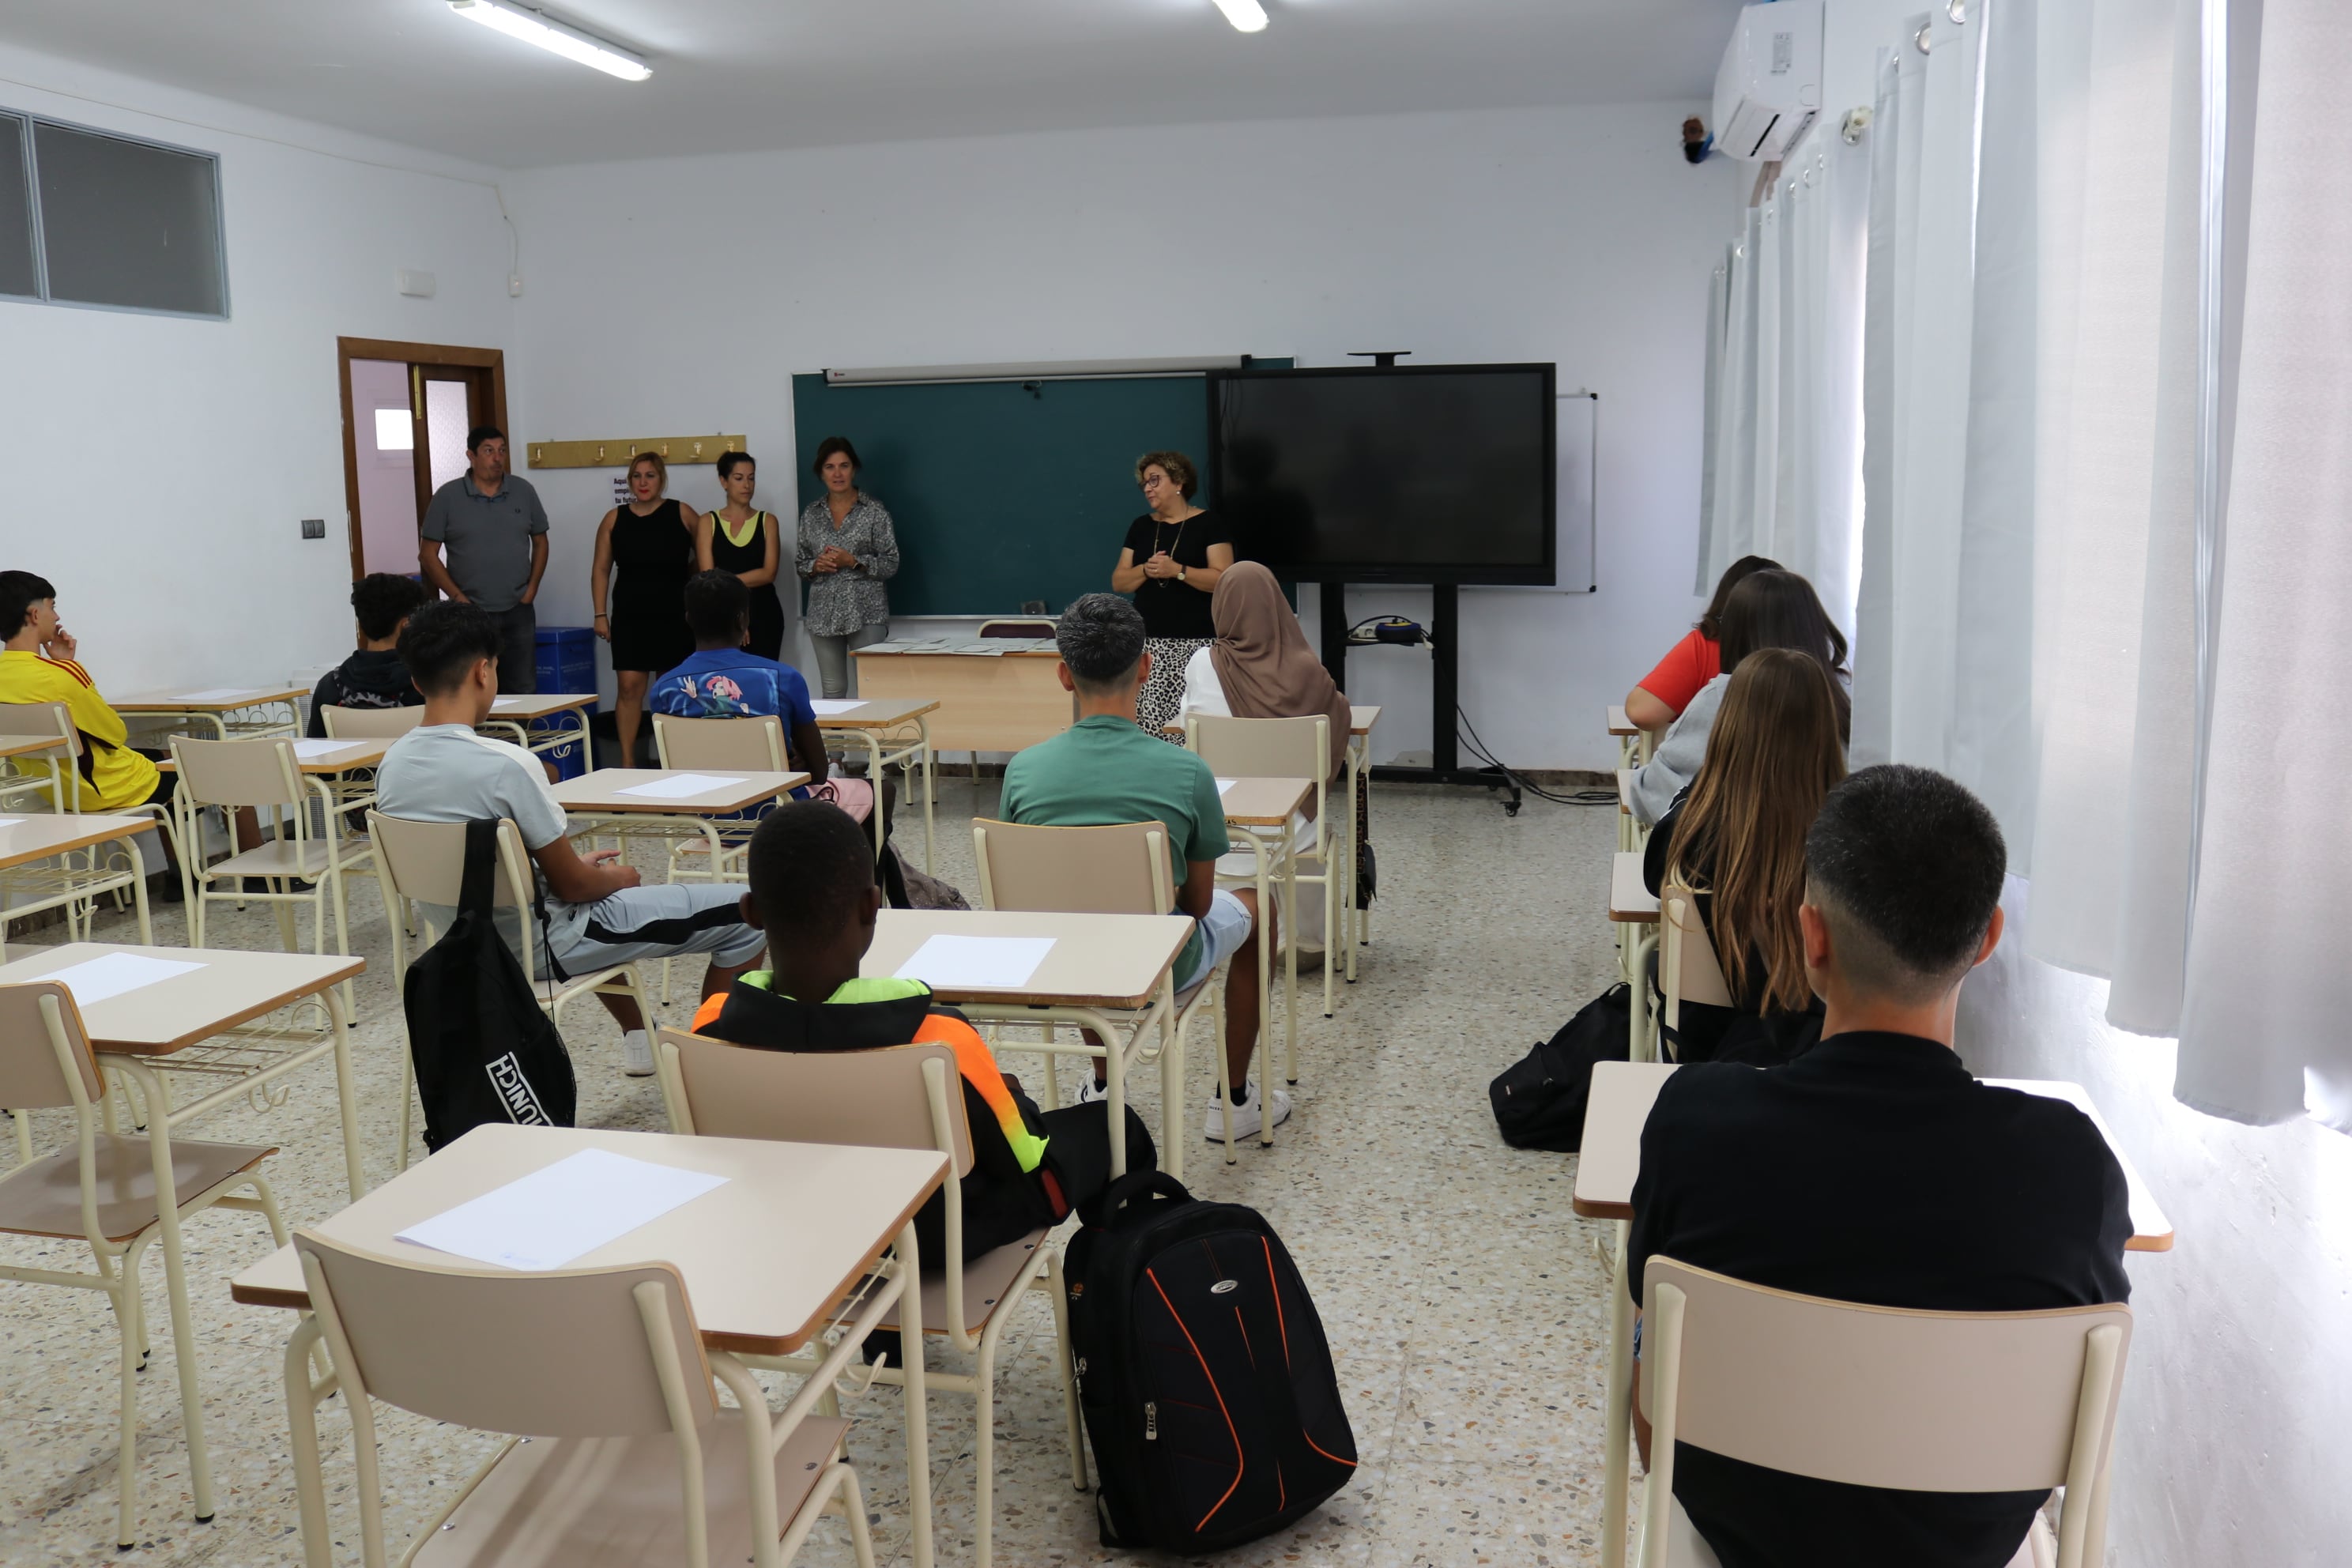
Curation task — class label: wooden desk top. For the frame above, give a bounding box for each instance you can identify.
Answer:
[809,697,941,729]
[155,737,390,775]
[115,684,309,713]
[0,942,365,1054]
[1219,775,1314,827]
[550,768,808,815]
[0,813,156,872]
[488,692,598,719]
[1617,768,1637,814]
[0,736,66,763]
[1350,705,1381,738]
[1608,704,1638,737]
[228,1123,949,1356]
[1570,1061,2173,1250]
[853,643,1061,658]
[1610,852,1660,923]
[864,909,1193,1012]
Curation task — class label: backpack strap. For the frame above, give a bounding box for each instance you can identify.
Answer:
[1089,1169,1193,1231]
[459,819,499,918]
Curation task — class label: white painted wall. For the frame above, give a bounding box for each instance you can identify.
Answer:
[507,105,1735,767]
[0,43,514,692]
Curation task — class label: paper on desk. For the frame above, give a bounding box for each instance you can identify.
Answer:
[170,688,256,703]
[808,699,866,715]
[0,817,22,828]
[290,738,359,760]
[1216,778,1238,797]
[490,696,526,711]
[394,1148,729,1272]
[894,933,1055,991]
[617,772,748,800]
[22,952,205,1005]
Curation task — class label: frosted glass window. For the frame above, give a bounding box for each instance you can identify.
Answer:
[375,407,415,451]
[425,380,472,492]
[33,119,224,316]
[0,115,34,300]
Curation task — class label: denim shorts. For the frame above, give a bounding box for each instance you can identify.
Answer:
[1171,887,1253,993]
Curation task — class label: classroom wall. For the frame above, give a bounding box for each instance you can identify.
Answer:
[1960,878,2352,1568]
[505,104,1736,768]
[0,43,514,689]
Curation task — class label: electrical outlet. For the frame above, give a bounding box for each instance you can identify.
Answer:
[300,518,326,540]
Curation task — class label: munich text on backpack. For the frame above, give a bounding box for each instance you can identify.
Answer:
[1488,982,1632,1152]
[1063,1171,1357,1552]
[400,819,576,1152]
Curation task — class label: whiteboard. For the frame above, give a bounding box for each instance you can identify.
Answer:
[1489,390,1597,594]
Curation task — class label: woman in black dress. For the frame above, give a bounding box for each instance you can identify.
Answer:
[695,450,785,659]
[1110,449,1234,742]
[591,450,699,765]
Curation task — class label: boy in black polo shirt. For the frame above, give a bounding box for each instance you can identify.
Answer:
[1629,764,2131,1568]
[307,573,429,735]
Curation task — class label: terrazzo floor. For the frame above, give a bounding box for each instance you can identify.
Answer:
[0,778,1639,1567]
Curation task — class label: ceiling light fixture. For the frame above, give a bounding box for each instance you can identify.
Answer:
[447,0,651,81]
[1211,0,1269,34]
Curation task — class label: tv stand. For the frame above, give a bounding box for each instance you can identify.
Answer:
[1319,582,1521,816]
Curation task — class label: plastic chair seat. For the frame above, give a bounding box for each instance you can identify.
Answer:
[204,838,352,881]
[863,1229,1050,1338]
[413,1412,850,1567]
[0,1133,275,1243]
[1657,1483,2055,1567]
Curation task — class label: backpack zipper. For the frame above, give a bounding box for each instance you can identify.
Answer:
[1145,1400,1158,1440]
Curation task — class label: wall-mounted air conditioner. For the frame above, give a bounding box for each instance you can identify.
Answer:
[1713,0,1824,162]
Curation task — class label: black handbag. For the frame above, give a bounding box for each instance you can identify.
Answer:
[1488,982,1632,1152]
[400,820,576,1152]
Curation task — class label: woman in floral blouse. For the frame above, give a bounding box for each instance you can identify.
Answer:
[795,435,901,698]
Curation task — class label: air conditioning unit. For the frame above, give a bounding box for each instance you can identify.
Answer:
[1713,0,1823,162]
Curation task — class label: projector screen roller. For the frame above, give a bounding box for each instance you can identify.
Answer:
[1209,364,1556,585]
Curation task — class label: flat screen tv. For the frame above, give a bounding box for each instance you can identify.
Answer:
[1208,363,1556,586]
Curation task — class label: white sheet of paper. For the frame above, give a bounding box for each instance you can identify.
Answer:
[170,688,256,703]
[490,696,526,711]
[618,772,748,800]
[0,817,23,828]
[893,933,1056,991]
[22,952,205,1005]
[1216,778,1238,797]
[394,1148,729,1272]
[291,738,359,760]
[808,699,866,715]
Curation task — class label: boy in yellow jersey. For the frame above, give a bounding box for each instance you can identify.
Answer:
[692,801,1155,1268]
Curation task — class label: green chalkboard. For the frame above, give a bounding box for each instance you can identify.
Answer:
[790,366,1286,618]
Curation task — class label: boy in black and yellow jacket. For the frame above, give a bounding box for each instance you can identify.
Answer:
[693,801,1154,1265]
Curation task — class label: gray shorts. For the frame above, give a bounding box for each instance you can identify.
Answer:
[545,882,766,978]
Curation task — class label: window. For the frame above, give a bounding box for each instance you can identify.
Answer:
[0,107,227,318]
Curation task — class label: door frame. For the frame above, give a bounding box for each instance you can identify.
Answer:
[337,337,511,581]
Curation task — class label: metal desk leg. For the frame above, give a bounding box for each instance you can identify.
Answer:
[326,988,367,1200]
[1601,1218,1635,1568]
[1253,835,1273,1146]
[1628,932,1658,1065]
[283,1317,334,1568]
[118,1058,216,1525]
[897,1218,935,1568]
[919,717,935,872]
[861,729,888,861]
[1105,1006,1129,1180]
[1281,821,1299,1086]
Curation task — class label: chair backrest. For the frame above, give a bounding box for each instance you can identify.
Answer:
[977,619,1056,639]
[0,982,104,1110]
[0,699,76,754]
[652,713,789,772]
[294,1229,714,1438]
[368,812,532,910]
[1638,1257,2132,1565]
[662,1032,974,1178]
[1184,712,1331,788]
[168,735,305,808]
[1660,888,1736,1046]
[320,703,427,740]
[970,817,1173,915]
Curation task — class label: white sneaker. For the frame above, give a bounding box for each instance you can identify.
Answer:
[622,1030,656,1077]
[1073,1073,1110,1106]
[1204,1086,1291,1142]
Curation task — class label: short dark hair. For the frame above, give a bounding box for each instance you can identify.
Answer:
[466,425,505,453]
[683,568,750,645]
[812,436,861,478]
[397,600,500,695]
[715,450,756,481]
[0,571,57,639]
[350,573,429,643]
[1135,450,1199,499]
[745,801,876,939]
[1806,764,2008,1004]
[1056,593,1146,692]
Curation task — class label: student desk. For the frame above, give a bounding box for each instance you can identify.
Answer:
[1217,775,1314,1105]
[115,684,308,742]
[484,690,597,759]
[810,695,940,870]
[861,908,1194,1180]
[0,733,70,812]
[230,1122,952,1568]
[850,641,1069,754]
[1608,851,1660,1063]
[550,767,808,868]
[1571,1059,2174,1568]
[0,812,155,959]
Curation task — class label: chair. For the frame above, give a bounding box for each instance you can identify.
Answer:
[650,712,790,1001]
[0,700,179,948]
[1634,1257,2132,1568]
[1657,886,1732,1065]
[368,812,652,1168]
[658,1031,1077,1568]
[289,1230,877,1568]
[971,816,1221,1171]
[0,982,285,1548]
[317,703,428,741]
[0,699,76,812]
[168,737,369,983]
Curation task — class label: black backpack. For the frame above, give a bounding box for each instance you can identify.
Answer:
[1487,982,1632,1152]
[401,820,576,1152]
[1064,1171,1358,1552]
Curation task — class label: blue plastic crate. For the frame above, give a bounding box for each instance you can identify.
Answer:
[534,625,596,695]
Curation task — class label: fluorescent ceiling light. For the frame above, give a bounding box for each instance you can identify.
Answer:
[447,0,651,81]
[1212,0,1268,33]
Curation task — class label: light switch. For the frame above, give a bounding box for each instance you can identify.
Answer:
[301,518,326,540]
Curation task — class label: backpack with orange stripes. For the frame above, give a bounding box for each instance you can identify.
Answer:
[1064,1170,1358,1550]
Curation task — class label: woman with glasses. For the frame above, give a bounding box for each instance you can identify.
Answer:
[1110,449,1234,743]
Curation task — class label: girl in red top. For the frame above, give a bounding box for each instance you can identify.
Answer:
[1625,555,1782,729]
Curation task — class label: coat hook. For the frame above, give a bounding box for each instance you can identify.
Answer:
[1917,21,1933,52]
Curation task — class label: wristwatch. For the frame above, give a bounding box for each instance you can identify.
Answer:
[1178,565,1189,583]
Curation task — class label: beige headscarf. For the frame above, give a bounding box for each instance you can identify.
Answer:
[1208,562,1352,801]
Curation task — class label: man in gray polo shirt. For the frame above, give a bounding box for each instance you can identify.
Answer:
[420,424,548,692]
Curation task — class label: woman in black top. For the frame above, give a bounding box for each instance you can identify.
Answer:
[591,450,699,765]
[695,450,785,659]
[1110,449,1234,742]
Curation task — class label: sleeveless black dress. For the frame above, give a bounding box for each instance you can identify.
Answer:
[609,499,695,673]
[709,509,785,660]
